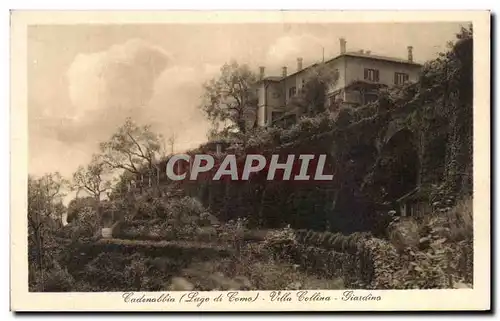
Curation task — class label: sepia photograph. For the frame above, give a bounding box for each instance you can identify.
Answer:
[10,10,490,311]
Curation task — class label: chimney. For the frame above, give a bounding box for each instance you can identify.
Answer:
[407,46,414,63]
[339,38,347,54]
[282,66,287,77]
[296,57,303,72]
[259,66,265,80]
[366,50,371,55]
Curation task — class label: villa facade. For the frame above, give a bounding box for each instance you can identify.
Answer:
[255,38,422,127]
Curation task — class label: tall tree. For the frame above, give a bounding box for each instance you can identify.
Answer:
[99,117,164,194]
[72,155,112,203]
[28,172,68,288]
[287,62,339,117]
[200,61,258,135]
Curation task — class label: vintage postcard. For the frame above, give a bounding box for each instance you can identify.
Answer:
[10,11,491,312]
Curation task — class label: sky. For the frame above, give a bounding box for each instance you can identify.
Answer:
[28,22,468,182]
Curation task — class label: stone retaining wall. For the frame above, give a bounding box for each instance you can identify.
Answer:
[270,229,473,289]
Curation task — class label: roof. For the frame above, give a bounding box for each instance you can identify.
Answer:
[260,76,283,82]
[396,186,429,203]
[341,52,422,67]
[260,51,422,84]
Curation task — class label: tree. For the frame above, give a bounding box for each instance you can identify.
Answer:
[287,62,339,117]
[99,117,165,195]
[71,155,112,226]
[28,172,68,233]
[167,133,176,154]
[66,196,97,223]
[28,172,68,289]
[200,61,258,135]
[72,155,112,203]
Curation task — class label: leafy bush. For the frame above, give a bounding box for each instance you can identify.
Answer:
[113,195,219,241]
[388,217,420,253]
[135,198,158,220]
[30,261,75,292]
[264,225,296,246]
[277,198,473,289]
[168,196,205,218]
[195,226,218,242]
[428,196,472,242]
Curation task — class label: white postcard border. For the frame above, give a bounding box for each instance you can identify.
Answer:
[10,10,491,312]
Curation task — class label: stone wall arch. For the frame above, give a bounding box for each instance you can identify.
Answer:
[375,128,420,201]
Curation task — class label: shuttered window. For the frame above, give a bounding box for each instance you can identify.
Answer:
[394,72,409,85]
[364,68,379,82]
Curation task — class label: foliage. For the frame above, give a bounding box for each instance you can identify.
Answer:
[28,173,68,227]
[28,172,68,290]
[264,225,296,246]
[183,25,474,235]
[66,196,96,223]
[113,195,219,241]
[287,62,340,117]
[61,240,344,291]
[29,261,75,292]
[72,155,112,202]
[269,194,473,289]
[71,206,100,238]
[180,243,344,291]
[423,196,473,242]
[31,26,475,292]
[168,196,206,219]
[387,217,420,253]
[200,61,258,135]
[99,117,165,182]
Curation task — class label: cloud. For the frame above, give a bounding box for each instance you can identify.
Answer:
[66,39,171,123]
[143,63,221,152]
[30,37,221,178]
[28,37,174,159]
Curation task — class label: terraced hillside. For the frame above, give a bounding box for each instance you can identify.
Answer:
[54,224,344,292]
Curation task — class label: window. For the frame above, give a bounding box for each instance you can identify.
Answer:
[364,68,380,82]
[288,86,297,98]
[394,72,409,85]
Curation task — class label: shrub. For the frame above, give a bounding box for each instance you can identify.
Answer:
[431,196,472,242]
[366,197,474,289]
[123,255,151,289]
[195,226,218,242]
[171,197,205,217]
[264,225,296,245]
[30,262,76,292]
[388,217,420,253]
